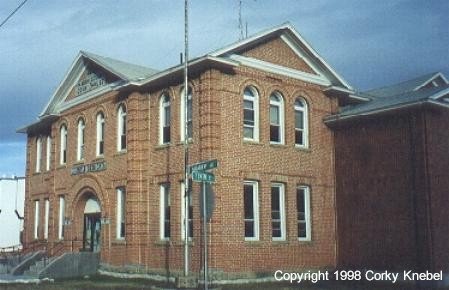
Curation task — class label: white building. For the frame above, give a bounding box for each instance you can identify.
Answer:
[0,177,25,248]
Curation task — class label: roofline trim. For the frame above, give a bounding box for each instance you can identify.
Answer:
[428,86,449,100]
[414,72,449,91]
[228,54,331,86]
[127,55,239,87]
[324,101,426,124]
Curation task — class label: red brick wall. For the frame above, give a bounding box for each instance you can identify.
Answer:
[424,108,449,273]
[333,111,432,271]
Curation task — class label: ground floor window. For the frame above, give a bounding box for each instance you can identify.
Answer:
[243,181,259,241]
[271,183,286,241]
[116,187,126,239]
[297,185,311,241]
[34,200,39,240]
[160,184,170,240]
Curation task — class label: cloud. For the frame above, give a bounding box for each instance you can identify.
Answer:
[0,142,26,176]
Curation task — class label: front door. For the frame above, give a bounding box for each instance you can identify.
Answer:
[83,213,101,252]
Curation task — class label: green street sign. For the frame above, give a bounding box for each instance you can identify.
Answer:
[192,171,215,183]
[189,159,218,173]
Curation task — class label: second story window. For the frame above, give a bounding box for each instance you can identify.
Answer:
[77,118,85,161]
[60,125,67,165]
[295,98,308,148]
[96,112,105,156]
[117,104,127,151]
[159,93,171,144]
[269,92,284,144]
[46,136,51,171]
[180,87,192,142]
[243,87,259,141]
[36,137,42,173]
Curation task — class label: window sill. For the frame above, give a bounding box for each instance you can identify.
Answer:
[73,160,84,165]
[93,156,105,162]
[272,239,288,244]
[269,143,287,148]
[243,140,262,145]
[114,150,127,157]
[112,239,127,245]
[244,239,262,245]
[155,144,170,150]
[57,164,67,170]
[298,238,312,243]
[294,145,310,152]
[32,172,41,176]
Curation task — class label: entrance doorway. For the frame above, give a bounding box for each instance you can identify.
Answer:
[82,198,101,252]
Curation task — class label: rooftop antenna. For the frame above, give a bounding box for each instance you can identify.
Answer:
[238,0,244,40]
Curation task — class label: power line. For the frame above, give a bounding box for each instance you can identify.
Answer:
[0,0,29,29]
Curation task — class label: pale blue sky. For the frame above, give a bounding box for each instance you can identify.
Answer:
[0,0,448,176]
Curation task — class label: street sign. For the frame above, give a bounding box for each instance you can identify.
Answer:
[192,171,215,183]
[189,159,218,173]
[199,183,215,222]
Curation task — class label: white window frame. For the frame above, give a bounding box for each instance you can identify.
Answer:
[36,137,42,173]
[159,184,170,240]
[116,187,126,240]
[180,182,193,241]
[34,200,39,240]
[271,183,286,241]
[76,118,85,161]
[58,196,65,240]
[297,185,311,241]
[117,104,127,151]
[159,93,171,145]
[294,98,309,148]
[180,88,192,142]
[243,87,259,142]
[243,180,259,241]
[44,199,50,240]
[269,92,284,144]
[60,125,67,165]
[96,112,105,157]
[46,136,51,171]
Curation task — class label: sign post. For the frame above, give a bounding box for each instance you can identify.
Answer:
[189,159,217,290]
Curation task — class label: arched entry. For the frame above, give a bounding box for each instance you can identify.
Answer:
[83,197,101,252]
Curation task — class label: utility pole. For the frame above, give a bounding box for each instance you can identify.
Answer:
[183,0,190,278]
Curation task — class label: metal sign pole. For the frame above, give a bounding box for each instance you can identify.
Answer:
[202,181,208,290]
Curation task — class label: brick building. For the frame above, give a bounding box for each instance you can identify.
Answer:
[327,72,449,275]
[17,22,449,279]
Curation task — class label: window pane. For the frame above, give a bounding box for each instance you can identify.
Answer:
[272,222,281,237]
[298,221,306,238]
[270,125,280,142]
[243,109,254,125]
[163,127,170,143]
[295,130,303,145]
[295,111,304,129]
[243,127,254,139]
[244,185,254,219]
[297,188,305,213]
[270,106,279,124]
[245,221,254,237]
[244,100,254,109]
[164,106,171,126]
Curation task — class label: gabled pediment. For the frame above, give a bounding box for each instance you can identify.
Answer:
[40,51,157,116]
[210,23,353,90]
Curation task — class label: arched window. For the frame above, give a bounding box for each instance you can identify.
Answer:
[117,104,127,151]
[294,98,308,147]
[96,112,105,156]
[269,92,284,144]
[180,87,192,141]
[60,125,67,165]
[36,136,42,173]
[159,93,171,144]
[77,118,85,161]
[243,86,259,141]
